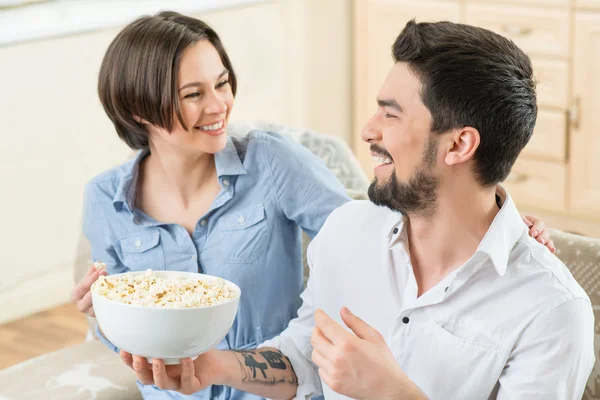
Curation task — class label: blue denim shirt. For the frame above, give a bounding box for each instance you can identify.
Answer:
[83,130,350,399]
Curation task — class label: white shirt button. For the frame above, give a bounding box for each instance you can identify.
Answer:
[223,179,230,187]
[135,239,141,248]
[191,254,197,261]
[238,216,245,224]
[200,219,207,227]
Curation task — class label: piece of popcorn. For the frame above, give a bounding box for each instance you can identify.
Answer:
[93,261,107,271]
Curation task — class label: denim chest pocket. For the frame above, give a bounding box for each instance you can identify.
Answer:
[120,229,165,271]
[218,204,268,264]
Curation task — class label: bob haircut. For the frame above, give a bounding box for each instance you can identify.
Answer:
[98,11,237,149]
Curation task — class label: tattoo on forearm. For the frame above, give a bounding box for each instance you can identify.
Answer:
[260,350,287,369]
[240,353,268,379]
[232,349,298,386]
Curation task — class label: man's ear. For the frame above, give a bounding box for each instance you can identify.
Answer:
[133,115,149,125]
[444,127,480,166]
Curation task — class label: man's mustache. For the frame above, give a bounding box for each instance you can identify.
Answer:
[370,144,393,161]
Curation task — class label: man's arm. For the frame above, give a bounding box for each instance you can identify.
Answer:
[122,304,315,399]
[218,348,299,399]
[496,298,595,399]
[121,346,298,399]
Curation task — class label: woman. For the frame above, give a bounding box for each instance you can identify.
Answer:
[71,11,554,400]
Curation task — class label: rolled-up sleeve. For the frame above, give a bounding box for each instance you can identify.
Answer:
[82,182,127,276]
[497,298,595,399]
[259,132,350,238]
[260,232,325,399]
[82,182,127,353]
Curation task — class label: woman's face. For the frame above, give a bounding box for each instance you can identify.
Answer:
[150,40,234,155]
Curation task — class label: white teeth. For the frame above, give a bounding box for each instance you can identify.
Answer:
[197,120,224,131]
[372,155,392,165]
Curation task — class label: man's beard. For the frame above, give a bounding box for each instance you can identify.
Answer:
[368,137,440,217]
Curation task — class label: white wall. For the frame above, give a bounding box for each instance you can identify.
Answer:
[0,0,352,324]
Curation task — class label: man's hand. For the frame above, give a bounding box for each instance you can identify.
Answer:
[120,347,299,399]
[522,215,555,253]
[311,307,427,400]
[120,349,222,395]
[71,265,108,317]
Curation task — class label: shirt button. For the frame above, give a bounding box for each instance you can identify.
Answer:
[200,219,207,227]
[135,239,141,248]
[393,227,399,234]
[445,287,449,292]
[191,254,197,261]
[238,216,245,224]
[223,179,230,187]
[402,317,410,324]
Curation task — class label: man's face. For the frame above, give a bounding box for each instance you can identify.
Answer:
[362,62,440,216]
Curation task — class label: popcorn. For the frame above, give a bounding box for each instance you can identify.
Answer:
[93,261,107,271]
[91,269,236,308]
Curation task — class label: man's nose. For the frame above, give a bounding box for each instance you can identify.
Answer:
[361,114,381,144]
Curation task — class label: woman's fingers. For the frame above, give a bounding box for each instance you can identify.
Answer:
[71,266,98,303]
[529,218,545,239]
[536,228,550,246]
[72,265,107,315]
[522,215,555,253]
[75,290,93,315]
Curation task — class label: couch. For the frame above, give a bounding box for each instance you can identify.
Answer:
[0,123,598,400]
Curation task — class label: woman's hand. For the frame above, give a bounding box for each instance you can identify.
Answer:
[70,265,107,317]
[522,215,555,253]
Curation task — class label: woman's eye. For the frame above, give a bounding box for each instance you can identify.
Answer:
[216,80,229,89]
[184,92,200,99]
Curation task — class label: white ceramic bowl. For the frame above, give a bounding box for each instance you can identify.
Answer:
[91,271,241,364]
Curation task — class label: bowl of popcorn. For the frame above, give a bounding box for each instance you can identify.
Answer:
[91,267,240,364]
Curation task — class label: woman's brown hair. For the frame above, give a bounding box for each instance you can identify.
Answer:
[98,11,237,149]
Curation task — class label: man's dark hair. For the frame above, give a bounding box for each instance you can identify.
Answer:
[98,11,237,149]
[393,20,537,186]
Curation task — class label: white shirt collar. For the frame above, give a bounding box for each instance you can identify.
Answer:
[384,185,525,276]
[475,186,525,276]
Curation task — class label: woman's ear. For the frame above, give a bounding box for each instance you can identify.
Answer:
[444,127,480,166]
[133,115,149,125]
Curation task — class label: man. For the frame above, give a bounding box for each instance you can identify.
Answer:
[122,20,594,399]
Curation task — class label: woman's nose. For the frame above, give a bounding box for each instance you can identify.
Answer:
[204,90,228,115]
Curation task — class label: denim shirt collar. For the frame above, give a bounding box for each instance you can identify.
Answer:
[112,137,247,213]
[214,136,247,177]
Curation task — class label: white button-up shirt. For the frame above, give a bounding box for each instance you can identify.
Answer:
[263,187,595,399]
